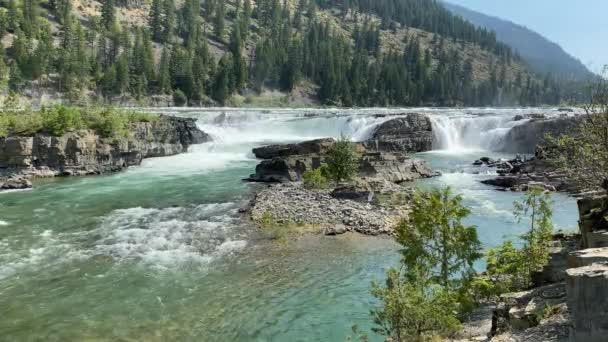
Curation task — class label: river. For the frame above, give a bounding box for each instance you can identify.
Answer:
[0,108,579,341]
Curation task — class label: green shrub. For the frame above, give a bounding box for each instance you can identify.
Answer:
[371,268,461,340]
[173,90,188,106]
[0,106,158,139]
[41,105,85,135]
[325,135,359,184]
[11,111,43,136]
[302,168,328,189]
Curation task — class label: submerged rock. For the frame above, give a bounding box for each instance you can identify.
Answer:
[363,113,434,153]
[0,175,32,190]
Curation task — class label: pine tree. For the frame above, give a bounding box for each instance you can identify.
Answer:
[212,54,232,105]
[158,46,171,94]
[7,0,23,33]
[229,22,246,91]
[149,0,163,41]
[162,0,175,43]
[214,0,225,40]
[101,0,115,30]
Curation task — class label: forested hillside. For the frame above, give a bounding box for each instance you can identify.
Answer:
[444,2,595,82]
[0,0,573,106]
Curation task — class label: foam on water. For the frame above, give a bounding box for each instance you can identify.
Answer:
[0,220,9,226]
[93,203,247,271]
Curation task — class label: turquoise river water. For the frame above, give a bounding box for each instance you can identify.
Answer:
[0,108,579,341]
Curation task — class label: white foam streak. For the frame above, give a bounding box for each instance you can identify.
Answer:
[93,203,247,270]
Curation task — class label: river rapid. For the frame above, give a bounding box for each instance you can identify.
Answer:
[0,108,579,341]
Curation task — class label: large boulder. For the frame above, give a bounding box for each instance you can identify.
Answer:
[252,138,337,159]
[363,113,433,153]
[500,116,582,153]
[0,175,32,190]
[358,152,434,183]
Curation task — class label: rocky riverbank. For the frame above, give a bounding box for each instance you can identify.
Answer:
[0,115,210,190]
[456,195,608,342]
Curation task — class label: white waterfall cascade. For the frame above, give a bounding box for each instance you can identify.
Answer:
[428,114,526,152]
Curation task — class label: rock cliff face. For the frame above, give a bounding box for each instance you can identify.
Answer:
[0,115,210,188]
[499,115,582,153]
[363,113,434,153]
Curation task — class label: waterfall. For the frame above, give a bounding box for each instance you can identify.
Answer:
[428,114,524,152]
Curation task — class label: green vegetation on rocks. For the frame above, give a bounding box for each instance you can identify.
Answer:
[0,105,158,139]
[324,136,360,185]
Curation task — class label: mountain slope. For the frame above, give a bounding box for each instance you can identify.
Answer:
[0,0,570,106]
[444,2,594,81]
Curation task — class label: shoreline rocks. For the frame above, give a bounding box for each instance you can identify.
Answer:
[0,115,211,189]
[476,149,575,193]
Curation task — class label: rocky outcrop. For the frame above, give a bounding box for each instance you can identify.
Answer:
[247,138,434,184]
[566,262,608,342]
[478,150,574,193]
[577,195,608,249]
[363,113,434,153]
[0,115,210,186]
[500,115,581,153]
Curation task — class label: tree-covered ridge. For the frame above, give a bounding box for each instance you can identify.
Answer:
[0,0,572,106]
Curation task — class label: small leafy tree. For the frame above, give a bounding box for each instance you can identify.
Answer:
[484,186,554,293]
[397,187,482,290]
[325,135,359,185]
[302,168,328,189]
[370,187,481,341]
[371,268,461,341]
[513,186,554,285]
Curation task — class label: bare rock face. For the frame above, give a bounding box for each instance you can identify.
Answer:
[566,262,608,342]
[500,115,582,153]
[363,113,434,153]
[0,116,210,183]
[252,138,337,159]
[577,195,608,249]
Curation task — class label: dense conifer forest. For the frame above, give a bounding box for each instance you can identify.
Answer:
[0,0,582,106]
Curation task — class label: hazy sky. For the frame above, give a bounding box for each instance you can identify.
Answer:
[446,0,608,73]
